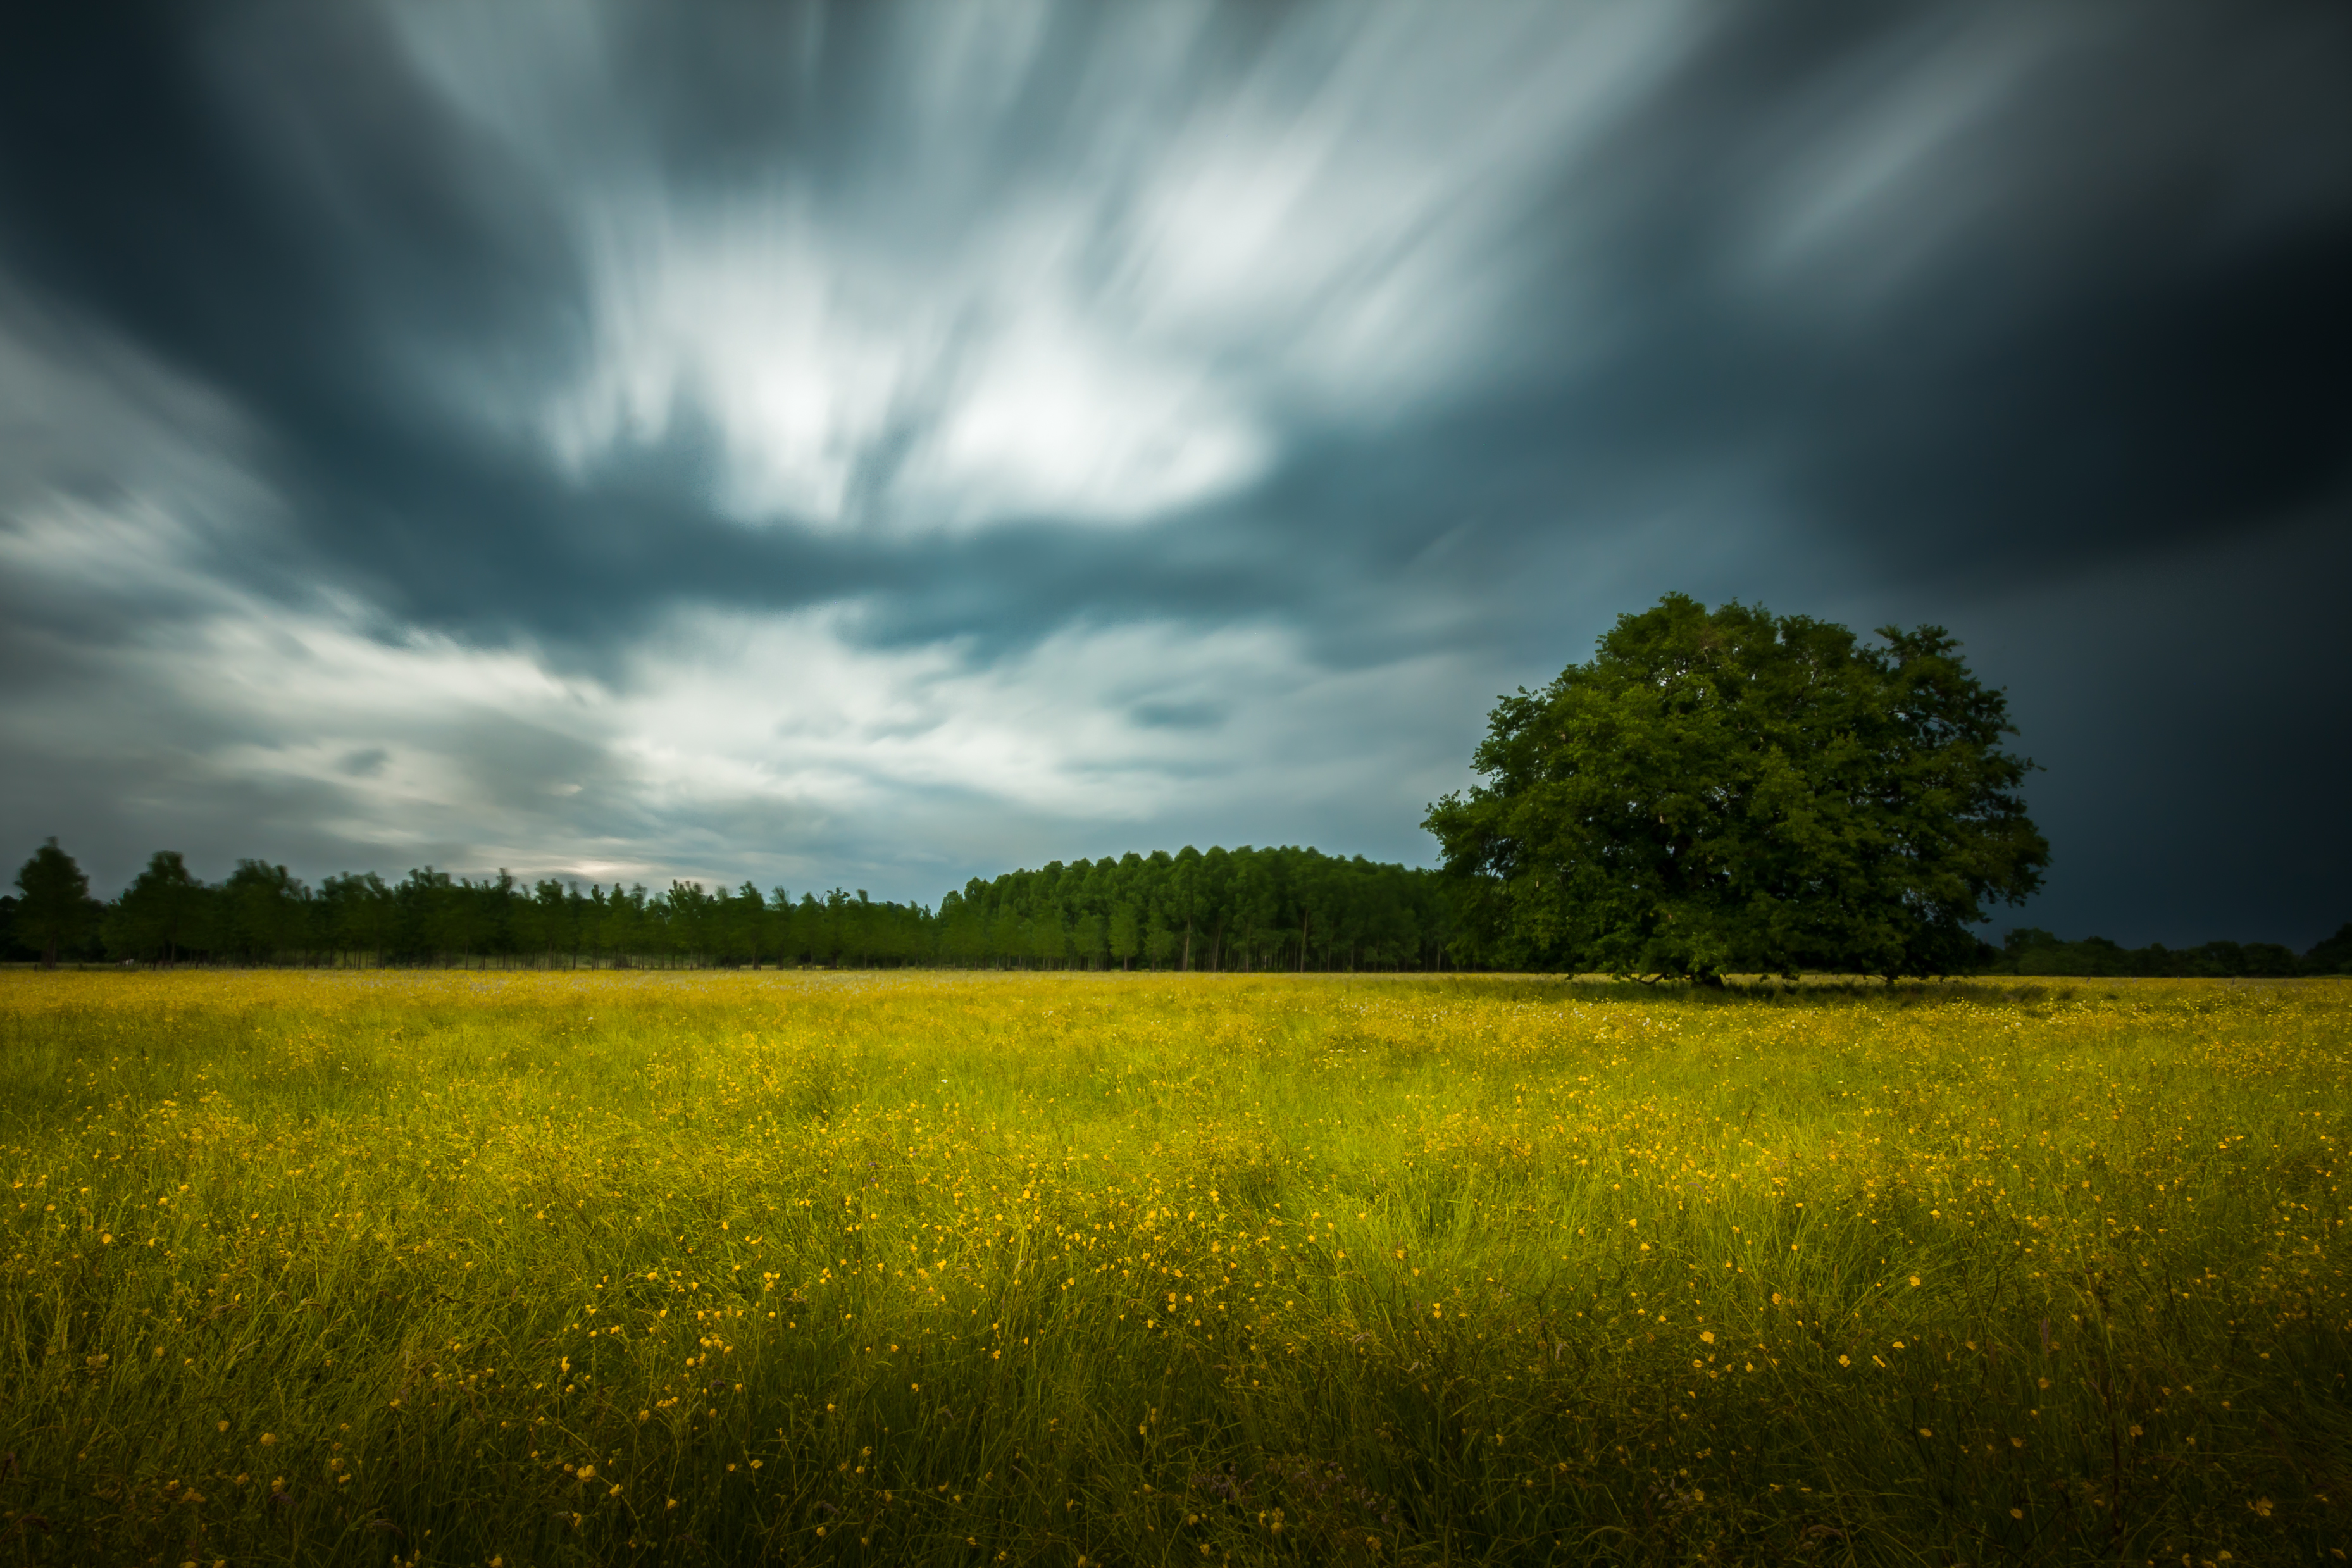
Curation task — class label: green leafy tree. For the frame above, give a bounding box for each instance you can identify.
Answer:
[13,837,92,969]
[1107,902,1141,971]
[105,850,208,964]
[1425,594,2048,981]
[986,903,1023,968]
[322,872,395,964]
[1072,910,1106,970]
[768,887,802,967]
[1033,902,1069,969]
[1166,849,1200,969]
[399,868,464,964]
[662,881,714,965]
[936,888,985,966]
[220,861,312,964]
[530,878,573,967]
[729,881,770,968]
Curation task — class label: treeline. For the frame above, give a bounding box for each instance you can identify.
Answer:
[938,844,1457,971]
[1985,925,2352,978]
[9,835,2344,976]
[1,839,1459,971]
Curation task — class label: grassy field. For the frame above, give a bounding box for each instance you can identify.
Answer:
[1,971,2346,1566]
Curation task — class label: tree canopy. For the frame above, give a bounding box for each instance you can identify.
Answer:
[938,845,1453,973]
[1424,594,2050,980]
[11,837,95,970]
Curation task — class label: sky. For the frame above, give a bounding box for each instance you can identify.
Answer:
[1,1,2347,947]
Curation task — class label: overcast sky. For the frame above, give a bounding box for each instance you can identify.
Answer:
[2,1,2347,945]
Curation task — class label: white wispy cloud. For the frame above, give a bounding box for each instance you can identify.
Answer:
[395,0,1696,534]
[0,292,1473,891]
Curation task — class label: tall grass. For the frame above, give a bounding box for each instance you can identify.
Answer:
[1,971,2346,1564]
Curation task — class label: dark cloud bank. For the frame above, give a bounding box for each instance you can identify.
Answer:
[1,1,2346,946]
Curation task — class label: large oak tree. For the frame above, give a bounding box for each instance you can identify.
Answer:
[1424,594,2048,980]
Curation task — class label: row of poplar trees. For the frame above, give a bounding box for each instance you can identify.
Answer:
[6,838,1458,971]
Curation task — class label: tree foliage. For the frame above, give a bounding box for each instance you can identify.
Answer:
[939,845,1453,972]
[6,841,1458,971]
[104,851,205,964]
[1425,594,2050,980]
[10,837,97,969]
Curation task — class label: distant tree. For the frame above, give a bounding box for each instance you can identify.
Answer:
[400,868,461,963]
[105,850,206,964]
[986,904,1023,969]
[936,888,985,967]
[601,884,647,964]
[1107,902,1141,971]
[1166,849,1200,969]
[767,887,801,966]
[220,860,311,964]
[323,871,395,964]
[1075,910,1108,970]
[1033,899,1068,969]
[530,878,573,967]
[661,881,714,965]
[730,881,769,967]
[1231,853,1279,971]
[12,837,92,969]
[806,890,843,968]
[1197,847,1231,969]
[826,889,861,966]
[587,885,616,964]
[2233,942,2303,977]
[1426,594,2049,981]
[2305,923,2352,976]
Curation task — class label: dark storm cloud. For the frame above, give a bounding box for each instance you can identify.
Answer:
[7,1,2338,627]
[1324,1,2352,582]
[0,2,1319,666]
[1958,515,2352,947]
[0,1,2346,942]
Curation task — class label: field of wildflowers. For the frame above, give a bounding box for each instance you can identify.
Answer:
[1,970,2346,1565]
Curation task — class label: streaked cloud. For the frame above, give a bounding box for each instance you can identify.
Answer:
[396,2,1698,535]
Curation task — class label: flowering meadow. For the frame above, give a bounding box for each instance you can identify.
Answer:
[2,971,2346,1565]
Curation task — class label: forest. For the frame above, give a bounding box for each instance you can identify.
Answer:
[0,841,1462,971]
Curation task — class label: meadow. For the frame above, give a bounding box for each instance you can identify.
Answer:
[1,971,2346,1566]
